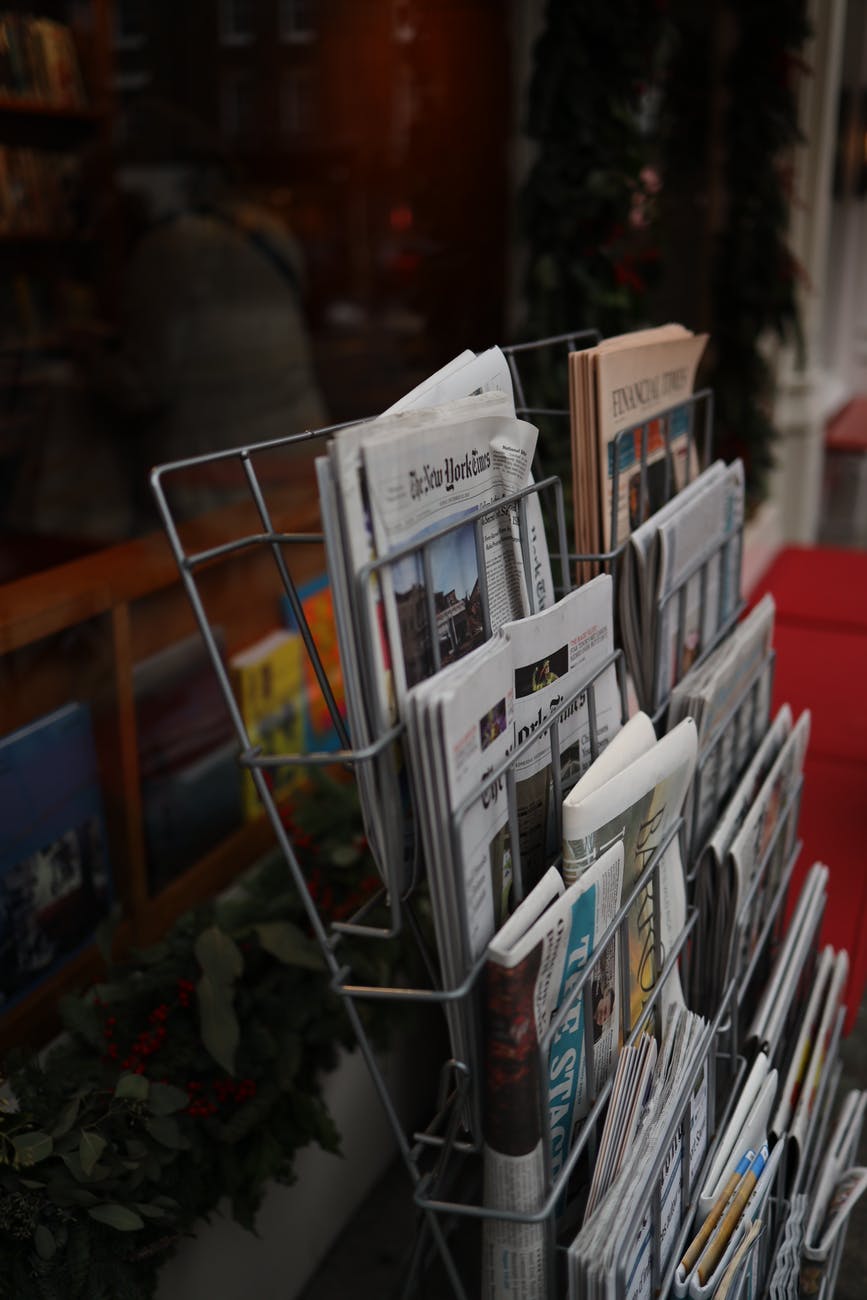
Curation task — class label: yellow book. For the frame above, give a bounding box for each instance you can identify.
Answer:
[230,629,304,820]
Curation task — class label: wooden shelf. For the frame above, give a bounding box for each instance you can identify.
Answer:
[0,95,102,123]
[0,468,327,1058]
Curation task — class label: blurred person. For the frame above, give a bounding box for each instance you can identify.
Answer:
[102,99,328,526]
[5,98,328,539]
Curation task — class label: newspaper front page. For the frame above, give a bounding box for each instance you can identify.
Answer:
[589,328,708,553]
[563,716,697,1034]
[362,398,538,710]
[481,845,624,1300]
[502,576,621,893]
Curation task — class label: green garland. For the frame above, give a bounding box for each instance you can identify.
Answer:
[709,0,810,505]
[520,0,667,515]
[0,777,405,1300]
[521,1,810,507]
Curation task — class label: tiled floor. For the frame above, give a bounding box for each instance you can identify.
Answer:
[300,996,867,1298]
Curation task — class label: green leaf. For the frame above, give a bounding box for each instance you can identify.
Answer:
[277,1035,301,1089]
[12,1130,53,1165]
[52,1095,82,1139]
[87,1204,144,1231]
[147,1082,189,1116]
[79,1131,107,1177]
[152,1195,181,1210]
[125,1139,148,1160]
[34,1225,56,1261]
[61,1151,110,1183]
[46,1183,99,1208]
[132,1202,165,1219]
[115,1074,149,1102]
[195,926,243,986]
[58,996,102,1049]
[254,922,324,970]
[197,973,239,1075]
[144,1117,190,1150]
[19,1178,45,1189]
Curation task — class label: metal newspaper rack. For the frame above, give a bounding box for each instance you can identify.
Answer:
[148,334,811,1299]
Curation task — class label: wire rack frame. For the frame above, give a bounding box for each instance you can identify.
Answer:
[683,646,777,865]
[148,334,750,1300]
[503,331,715,560]
[413,845,705,1300]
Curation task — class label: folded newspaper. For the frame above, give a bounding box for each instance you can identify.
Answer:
[799,1090,867,1296]
[406,579,621,1100]
[723,708,809,993]
[501,574,621,894]
[668,594,775,858]
[568,1006,710,1299]
[481,846,625,1300]
[689,702,792,1015]
[318,361,554,888]
[568,324,708,573]
[747,862,828,1059]
[562,712,697,1032]
[619,458,745,715]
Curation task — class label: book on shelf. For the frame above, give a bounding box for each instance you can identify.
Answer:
[0,701,112,1012]
[134,631,242,893]
[229,628,305,820]
[0,146,79,236]
[568,323,708,571]
[0,15,86,107]
[280,572,346,754]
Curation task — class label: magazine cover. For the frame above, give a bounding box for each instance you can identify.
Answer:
[0,702,113,1011]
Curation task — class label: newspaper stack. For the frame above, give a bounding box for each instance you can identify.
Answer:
[677,1046,784,1299]
[667,594,776,859]
[480,847,625,1300]
[316,347,554,889]
[619,459,745,716]
[799,1091,867,1296]
[568,324,708,572]
[406,577,621,1099]
[768,1194,808,1300]
[674,865,850,1299]
[562,711,698,1030]
[747,862,829,1060]
[769,942,848,1179]
[568,1006,710,1298]
[583,1031,658,1222]
[690,704,809,1015]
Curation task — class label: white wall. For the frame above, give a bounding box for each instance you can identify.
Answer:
[769,0,850,544]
